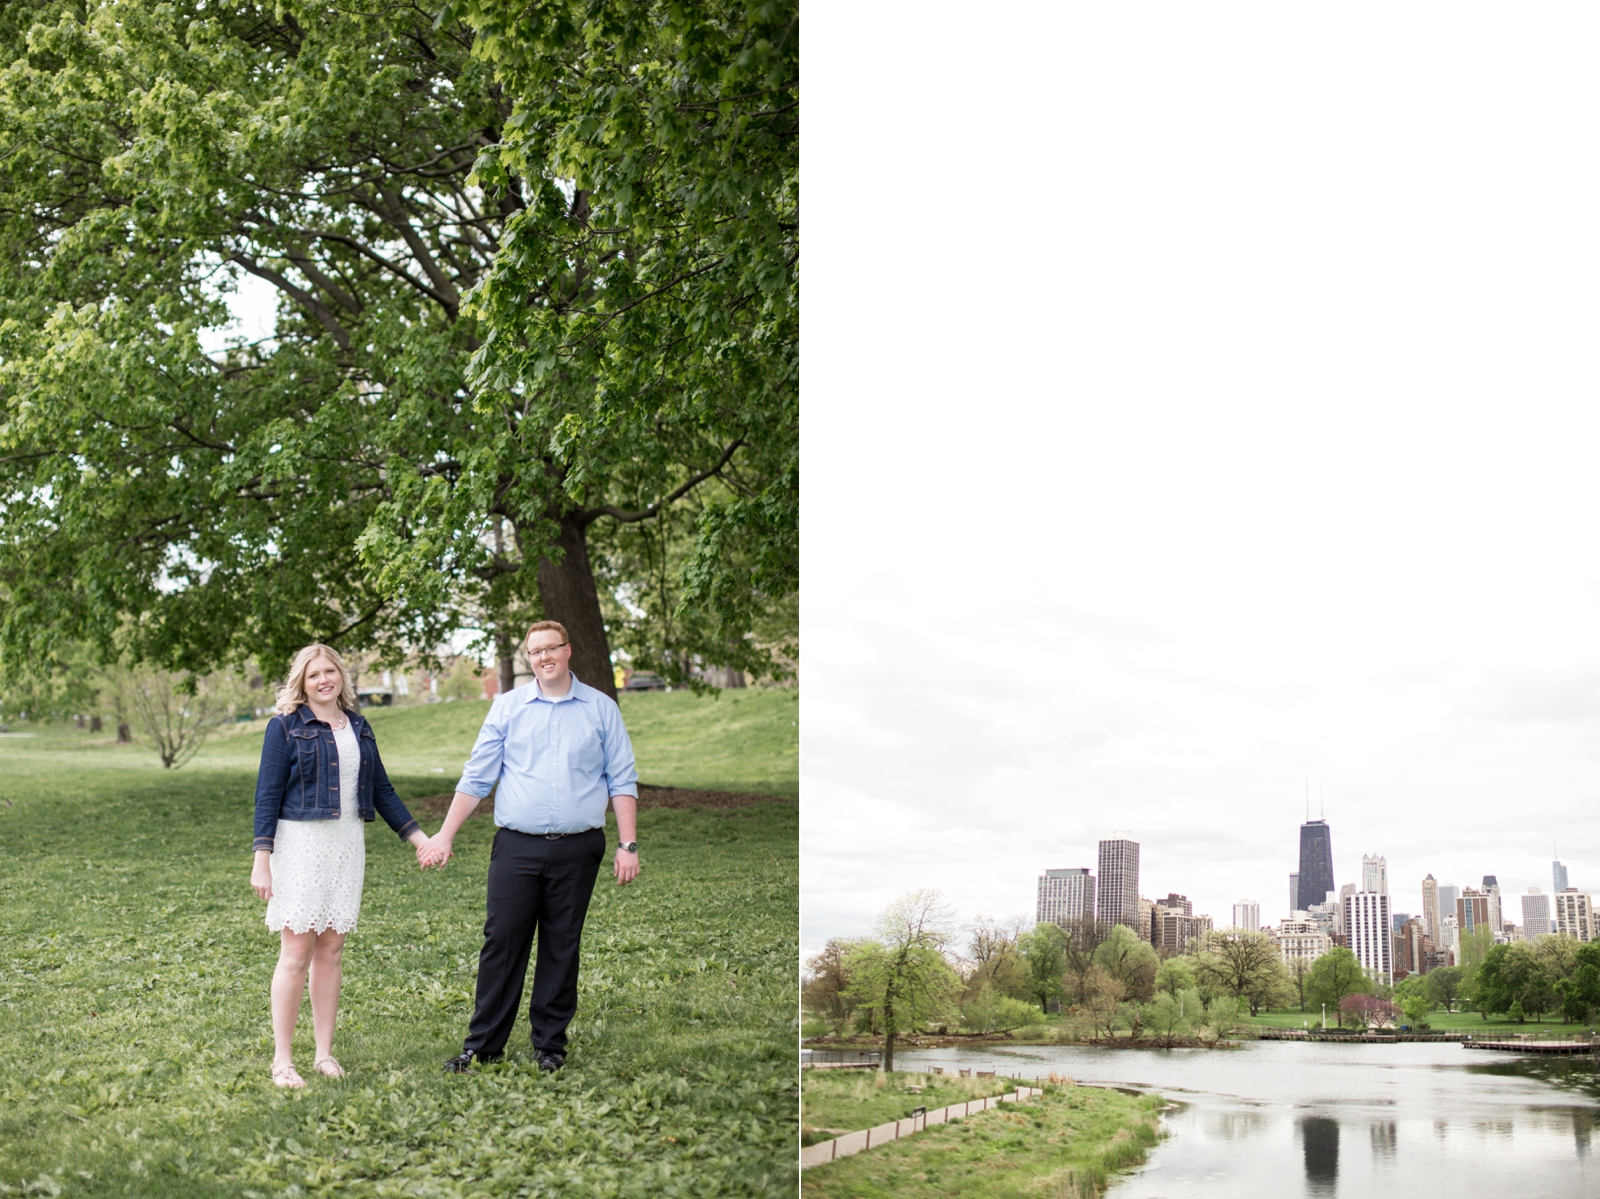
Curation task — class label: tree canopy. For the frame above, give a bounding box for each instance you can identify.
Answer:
[0,0,797,690]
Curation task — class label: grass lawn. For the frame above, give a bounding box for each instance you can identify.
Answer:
[801,1071,1013,1143]
[0,704,797,1198]
[801,1082,1164,1199]
[1247,1008,1587,1036]
[162,686,799,799]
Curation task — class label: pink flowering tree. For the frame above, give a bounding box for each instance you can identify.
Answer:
[1338,994,1399,1030]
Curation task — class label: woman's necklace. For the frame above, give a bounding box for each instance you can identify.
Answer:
[312,705,348,730]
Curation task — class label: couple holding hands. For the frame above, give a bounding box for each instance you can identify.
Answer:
[249,622,641,1088]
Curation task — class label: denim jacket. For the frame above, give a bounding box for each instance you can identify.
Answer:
[252,704,420,853]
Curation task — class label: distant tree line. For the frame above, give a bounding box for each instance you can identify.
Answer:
[804,894,1600,1051]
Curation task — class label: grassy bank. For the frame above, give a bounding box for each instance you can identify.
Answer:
[801,1070,1013,1144]
[0,707,797,1198]
[802,1081,1164,1199]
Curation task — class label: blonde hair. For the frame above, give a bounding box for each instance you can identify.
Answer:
[274,643,359,716]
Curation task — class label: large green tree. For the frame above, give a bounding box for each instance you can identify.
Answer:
[843,891,959,1072]
[0,0,796,691]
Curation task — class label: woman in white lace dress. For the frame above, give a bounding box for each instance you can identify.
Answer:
[250,644,441,1088]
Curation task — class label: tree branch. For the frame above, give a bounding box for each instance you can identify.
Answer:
[581,439,744,527]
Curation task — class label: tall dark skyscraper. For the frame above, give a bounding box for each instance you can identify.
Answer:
[1296,819,1335,913]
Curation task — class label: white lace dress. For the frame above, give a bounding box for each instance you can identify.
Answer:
[265,721,365,935]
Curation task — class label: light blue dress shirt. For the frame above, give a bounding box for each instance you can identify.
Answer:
[454,674,639,835]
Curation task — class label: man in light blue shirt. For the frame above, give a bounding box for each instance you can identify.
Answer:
[426,620,640,1073]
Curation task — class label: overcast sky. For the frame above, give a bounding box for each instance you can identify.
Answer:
[802,5,1600,962]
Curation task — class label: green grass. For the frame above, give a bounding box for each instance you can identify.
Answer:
[0,709,797,1198]
[801,1070,1012,1140]
[802,1083,1164,1199]
[84,685,801,798]
[1247,1008,1585,1035]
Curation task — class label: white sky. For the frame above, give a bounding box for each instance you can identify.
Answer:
[803,4,1600,962]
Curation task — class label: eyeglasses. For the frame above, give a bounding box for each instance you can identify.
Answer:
[527,642,569,659]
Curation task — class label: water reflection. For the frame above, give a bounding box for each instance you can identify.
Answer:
[1299,1116,1339,1195]
[1369,1119,1396,1162]
[894,1042,1600,1197]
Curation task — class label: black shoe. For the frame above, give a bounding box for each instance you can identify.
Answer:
[536,1052,565,1073]
[443,1050,503,1073]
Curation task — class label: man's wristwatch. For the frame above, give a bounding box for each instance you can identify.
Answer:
[618,841,639,854]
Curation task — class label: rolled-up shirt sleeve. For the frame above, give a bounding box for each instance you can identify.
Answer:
[599,698,639,798]
[454,697,509,799]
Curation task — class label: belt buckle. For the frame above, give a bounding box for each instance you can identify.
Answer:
[543,832,565,840]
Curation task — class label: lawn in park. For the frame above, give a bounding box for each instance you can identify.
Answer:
[801,1080,1164,1199]
[0,691,798,1198]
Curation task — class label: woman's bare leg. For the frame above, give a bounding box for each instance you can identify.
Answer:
[308,929,347,1065]
[271,929,316,1068]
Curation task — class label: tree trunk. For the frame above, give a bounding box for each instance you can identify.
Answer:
[116,722,132,744]
[496,626,517,695]
[534,511,616,700]
[89,715,102,733]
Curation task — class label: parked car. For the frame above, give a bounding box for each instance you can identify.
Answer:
[622,671,668,692]
[356,688,393,708]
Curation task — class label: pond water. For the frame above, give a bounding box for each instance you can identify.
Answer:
[894,1041,1599,1198]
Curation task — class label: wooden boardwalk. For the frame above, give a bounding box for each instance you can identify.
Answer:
[1462,1039,1598,1056]
[800,1085,1044,1169]
[1256,1029,1468,1043]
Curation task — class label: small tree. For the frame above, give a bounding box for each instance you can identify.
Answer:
[1020,922,1068,1014]
[1287,956,1314,1012]
[105,663,244,769]
[1305,948,1370,1027]
[1193,930,1290,1016]
[1145,987,1199,1047]
[1338,994,1398,1030]
[843,890,959,1071]
[1155,957,1196,999]
[1399,995,1431,1028]
[1094,924,1160,1002]
[1426,965,1464,1013]
[1203,995,1246,1043]
[802,939,859,1036]
[1082,966,1126,1039]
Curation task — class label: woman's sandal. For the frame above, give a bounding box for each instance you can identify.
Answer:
[314,1057,346,1078]
[271,1063,306,1089]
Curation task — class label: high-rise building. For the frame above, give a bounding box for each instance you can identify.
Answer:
[1274,916,1330,966]
[1457,889,1491,934]
[1036,868,1095,926]
[1336,884,1356,937]
[1289,873,1300,914]
[1296,820,1336,913]
[1482,876,1502,933]
[1555,860,1570,894]
[1394,916,1431,977]
[1438,913,1460,952]
[1233,899,1261,931]
[1555,890,1593,942]
[1437,884,1461,924]
[1362,854,1388,895]
[1391,911,1411,934]
[1421,875,1440,942]
[1521,888,1552,938]
[1344,890,1393,984]
[1097,834,1140,929]
[1157,911,1212,954]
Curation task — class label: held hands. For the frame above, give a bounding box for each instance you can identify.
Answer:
[415,832,453,870]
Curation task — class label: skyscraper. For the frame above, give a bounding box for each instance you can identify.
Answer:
[1482,875,1502,934]
[1555,890,1593,942]
[1233,899,1261,931]
[1521,889,1551,940]
[1296,820,1335,913]
[1457,889,1490,934]
[1362,854,1388,895]
[1289,873,1300,914]
[1344,890,1393,984]
[1555,860,1569,894]
[1036,868,1096,926]
[1097,833,1140,929]
[1421,875,1440,941]
[1438,884,1461,925]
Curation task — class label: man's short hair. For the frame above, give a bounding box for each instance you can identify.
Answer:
[525,619,569,644]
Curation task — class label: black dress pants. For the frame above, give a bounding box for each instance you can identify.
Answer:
[463,826,605,1057]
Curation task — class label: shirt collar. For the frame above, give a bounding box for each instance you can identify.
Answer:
[520,672,589,704]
